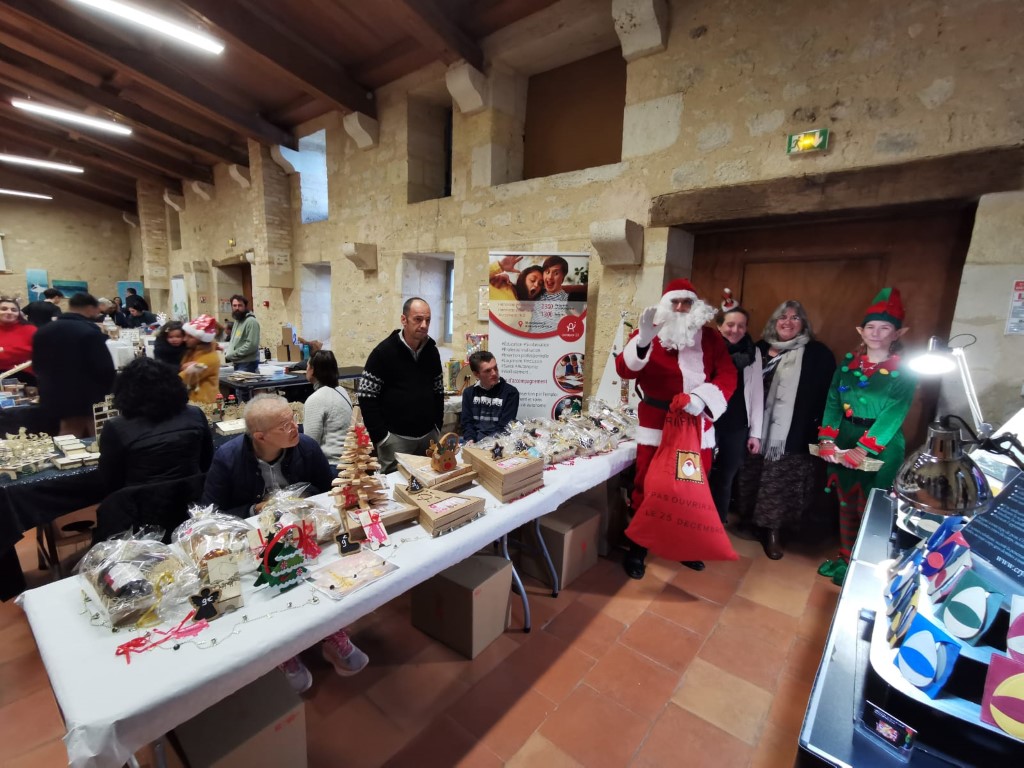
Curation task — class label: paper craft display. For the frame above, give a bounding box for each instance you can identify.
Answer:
[1009,596,1024,663]
[356,510,389,549]
[980,653,1024,741]
[894,614,961,698]
[394,484,486,536]
[308,550,398,600]
[253,524,318,592]
[395,451,477,492]
[190,587,221,621]
[887,587,920,648]
[938,569,1003,645]
[200,553,243,616]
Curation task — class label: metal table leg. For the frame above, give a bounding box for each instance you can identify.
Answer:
[499,534,530,633]
[534,518,560,597]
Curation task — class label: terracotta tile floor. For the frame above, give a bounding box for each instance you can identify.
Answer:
[3,531,840,767]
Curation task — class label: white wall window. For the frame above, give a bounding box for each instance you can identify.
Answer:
[300,264,332,345]
[401,252,454,343]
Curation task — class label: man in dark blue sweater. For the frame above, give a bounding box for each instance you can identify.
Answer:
[460,351,519,443]
[201,395,333,517]
[358,297,444,473]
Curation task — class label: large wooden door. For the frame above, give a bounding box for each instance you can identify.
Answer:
[689,206,976,446]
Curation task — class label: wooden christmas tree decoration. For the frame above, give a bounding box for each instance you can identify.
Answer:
[330,406,389,513]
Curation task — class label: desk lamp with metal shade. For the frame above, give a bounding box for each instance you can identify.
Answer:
[895,335,1024,523]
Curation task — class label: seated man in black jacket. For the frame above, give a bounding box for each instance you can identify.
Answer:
[201,394,333,517]
[202,393,368,691]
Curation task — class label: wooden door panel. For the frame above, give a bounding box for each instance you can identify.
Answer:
[689,208,975,447]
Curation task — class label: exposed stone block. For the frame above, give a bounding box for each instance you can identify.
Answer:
[612,0,669,62]
[342,242,378,271]
[622,94,683,158]
[590,218,644,266]
[446,62,488,115]
[343,111,380,150]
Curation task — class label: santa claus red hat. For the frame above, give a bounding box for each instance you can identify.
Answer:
[183,314,218,343]
[661,278,699,304]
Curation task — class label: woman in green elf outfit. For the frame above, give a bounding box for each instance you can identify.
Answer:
[817,288,917,585]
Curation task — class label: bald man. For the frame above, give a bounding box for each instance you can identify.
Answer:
[201,394,333,517]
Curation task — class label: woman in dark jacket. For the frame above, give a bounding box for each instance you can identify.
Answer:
[735,300,836,560]
[153,321,187,369]
[99,357,213,495]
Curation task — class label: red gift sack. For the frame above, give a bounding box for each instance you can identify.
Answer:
[626,405,737,563]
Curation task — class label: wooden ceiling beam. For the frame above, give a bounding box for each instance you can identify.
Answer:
[181,0,376,118]
[0,166,135,212]
[0,0,296,149]
[0,42,249,166]
[389,0,484,70]
[0,118,177,189]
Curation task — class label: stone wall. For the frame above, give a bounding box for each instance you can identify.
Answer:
[133,0,1022,416]
[0,195,131,303]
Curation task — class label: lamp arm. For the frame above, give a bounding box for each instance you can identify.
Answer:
[952,348,990,437]
[980,432,1024,474]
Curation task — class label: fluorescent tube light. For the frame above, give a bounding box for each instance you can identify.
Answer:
[69,0,225,54]
[0,188,52,200]
[0,153,84,173]
[11,99,132,136]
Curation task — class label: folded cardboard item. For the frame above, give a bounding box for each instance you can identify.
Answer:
[519,502,600,589]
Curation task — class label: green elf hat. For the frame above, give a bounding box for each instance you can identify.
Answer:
[862,287,905,329]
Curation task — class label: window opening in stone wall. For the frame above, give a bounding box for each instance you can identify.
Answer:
[401,252,454,344]
[167,206,182,250]
[523,48,625,180]
[407,98,454,204]
[443,260,455,344]
[300,263,332,348]
[297,129,329,224]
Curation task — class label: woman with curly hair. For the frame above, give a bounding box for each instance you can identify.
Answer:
[515,265,544,301]
[98,357,212,495]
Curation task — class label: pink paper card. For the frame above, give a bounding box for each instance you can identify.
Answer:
[980,653,1024,740]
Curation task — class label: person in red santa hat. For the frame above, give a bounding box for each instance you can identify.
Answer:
[615,279,737,579]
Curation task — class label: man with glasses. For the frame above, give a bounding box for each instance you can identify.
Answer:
[202,393,370,690]
[201,394,333,517]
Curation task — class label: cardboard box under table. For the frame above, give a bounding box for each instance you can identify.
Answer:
[519,502,600,589]
[174,671,306,768]
[411,555,513,659]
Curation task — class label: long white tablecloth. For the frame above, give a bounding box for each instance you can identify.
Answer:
[19,443,636,768]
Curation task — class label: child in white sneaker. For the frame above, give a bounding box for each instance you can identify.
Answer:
[279,628,369,693]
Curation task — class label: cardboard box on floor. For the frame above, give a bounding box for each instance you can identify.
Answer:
[411,555,512,659]
[519,502,600,589]
[173,671,306,768]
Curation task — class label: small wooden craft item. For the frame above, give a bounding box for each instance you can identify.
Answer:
[201,553,244,615]
[462,446,545,503]
[395,450,477,493]
[336,532,362,556]
[394,484,485,537]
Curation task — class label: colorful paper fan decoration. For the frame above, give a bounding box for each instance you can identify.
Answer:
[926,559,970,603]
[981,653,1024,741]
[924,515,968,551]
[938,569,1002,646]
[1009,595,1024,663]
[920,530,970,579]
[894,615,961,698]
[887,587,920,648]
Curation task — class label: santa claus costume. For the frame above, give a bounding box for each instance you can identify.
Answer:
[615,279,737,577]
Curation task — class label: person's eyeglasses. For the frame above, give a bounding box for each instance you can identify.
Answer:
[268,414,298,432]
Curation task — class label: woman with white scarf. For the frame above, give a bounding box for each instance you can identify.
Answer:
[735,300,835,560]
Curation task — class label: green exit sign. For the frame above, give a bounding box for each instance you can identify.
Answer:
[787,128,830,154]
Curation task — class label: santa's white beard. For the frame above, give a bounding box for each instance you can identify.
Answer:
[654,298,716,350]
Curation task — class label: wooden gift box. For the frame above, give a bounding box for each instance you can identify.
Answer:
[341,499,419,540]
[394,484,486,537]
[395,452,477,493]
[462,447,544,503]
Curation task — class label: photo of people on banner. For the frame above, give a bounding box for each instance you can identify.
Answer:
[488,252,588,420]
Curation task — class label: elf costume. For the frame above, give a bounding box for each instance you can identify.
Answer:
[817,288,916,584]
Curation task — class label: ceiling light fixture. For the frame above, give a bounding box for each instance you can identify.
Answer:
[69,0,225,55]
[0,188,52,200]
[0,153,84,174]
[11,98,132,136]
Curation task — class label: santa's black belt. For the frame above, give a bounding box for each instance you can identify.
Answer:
[642,396,671,411]
[844,414,876,427]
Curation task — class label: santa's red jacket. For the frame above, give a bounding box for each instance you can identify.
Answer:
[615,327,737,449]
